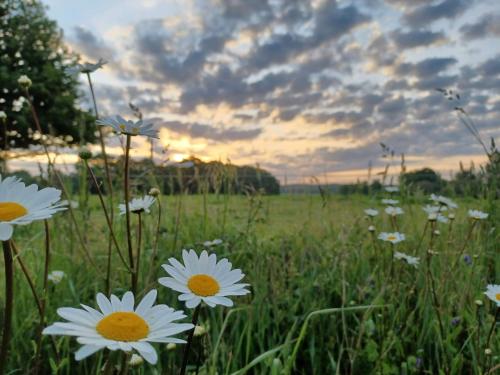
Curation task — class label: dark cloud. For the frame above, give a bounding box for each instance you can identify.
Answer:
[460,13,500,40]
[478,54,500,77]
[162,120,262,141]
[72,26,115,61]
[404,0,469,27]
[396,57,457,78]
[391,29,446,49]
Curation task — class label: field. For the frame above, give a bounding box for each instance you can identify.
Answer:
[1,190,499,374]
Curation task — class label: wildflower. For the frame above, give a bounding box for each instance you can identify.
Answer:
[384,186,399,193]
[68,58,107,74]
[484,285,500,307]
[468,209,488,220]
[119,195,155,215]
[378,232,405,244]
[485,348,492,356]
[393,251,419,268]
[364,208,378,217]
[385,206,404,216]
[463,254,472,266]
[159,249,250,308]
[97,115,158,138]
[43,290,193,364]
[78,147,92,160]
[193,324,207,337]
[429,194,458,209]
[433,230,440,236]
[0,175,67,240]
[0,111,6,120]
[203,239,223,247]
[47,270,65,284]
[368,225,375,232]
[148,187,161,197]
[17,74,32,88]
[61,200,79,209]
[448,213,455,220]
[129,354,144,366]
[381,199,398,205]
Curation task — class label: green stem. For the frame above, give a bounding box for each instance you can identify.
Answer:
[179,305,201,375]
[0,240,14,375]
[133,213,143,291]
[124,135,135,293]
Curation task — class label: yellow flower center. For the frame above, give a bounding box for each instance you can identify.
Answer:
[96,312,149,342]
[496,293,500,301]
[119,124,126,131]
[187,274,220,297]
[387,235,396,241]
[0,202,28,221]
[131,127,139,134]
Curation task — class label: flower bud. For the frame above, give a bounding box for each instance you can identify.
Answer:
[193,324,207,337]
[167,343,177,351]
[129,354,143,366]
[18,74,32,88]
[148,187,161,197]
[0,111,6,120]
[78,147,92,160]
[368,225,375,232]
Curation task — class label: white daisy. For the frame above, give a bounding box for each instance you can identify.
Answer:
[384,186,399,193]
[381,199,399,205]
[430,194,458,209]
[385,206,404,216]
[364,208,378,217]
[378,232,405,244]
[97,115,158,138]
[468,209,488,220]
[119,195,155,215]
[159,249,250,309]
[43,290,193,364]
[423,206,449,223]
[484,284,500,307]
[73,58,107,74]
[47,270,65,284]
[0,175,67,241]
[0,111,6,120]
[394,251,420,268]
[203,239,223,247]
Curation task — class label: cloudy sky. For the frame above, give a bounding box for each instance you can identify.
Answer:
[38,0,500,183]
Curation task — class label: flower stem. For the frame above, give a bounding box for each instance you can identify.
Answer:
[132,213,143,291]
[146,197,162,286]
[0,240,14,375]
[124,135,135,293]
[179,305,201,375]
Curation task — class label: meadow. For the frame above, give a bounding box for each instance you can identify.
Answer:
[1,187,499,374]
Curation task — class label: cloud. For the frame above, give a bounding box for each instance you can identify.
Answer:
[391,29,446,49]
[460,13,500,40]
[395,57,458,78]
[72,26,115,61]
[162,120,262,141]
[404,0,469,27]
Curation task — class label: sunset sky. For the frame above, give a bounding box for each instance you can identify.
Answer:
[16,0,499,183]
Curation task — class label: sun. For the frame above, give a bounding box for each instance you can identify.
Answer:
[171,153,188,162]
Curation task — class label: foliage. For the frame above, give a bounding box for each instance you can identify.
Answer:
[0,0,95,149]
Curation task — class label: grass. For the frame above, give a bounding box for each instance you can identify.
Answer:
[1,190,499,374]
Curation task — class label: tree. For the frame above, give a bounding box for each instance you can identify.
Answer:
[401,168,444,194]
[0,0,95,150]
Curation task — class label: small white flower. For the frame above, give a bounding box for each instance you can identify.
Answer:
[193,324,207,337]
[422,205,447,215]
[368,225,375,232]
[468,210,488,220]
[129,354,144,366]
[484,284,500,307]
[430,194,458,209]
[0,110,6,120]
[385,206,404,216]
[119,195,155,215]
[394,252,419,268]
[378,232,405,244]
[0,175,67,240]
[61,200,79,209]
[159,249,250,309]
[97,115,158,138]
[448,213,455,220]
[203,239,223,247]
[67,58,107,75]
[384,186,399,193]
[381,199,399,205]
[364,209,378,217]
[17,74,32,88]
[47,270,65,284]
[43,290,193,364]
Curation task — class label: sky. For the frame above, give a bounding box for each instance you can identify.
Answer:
[28,0,500,184]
